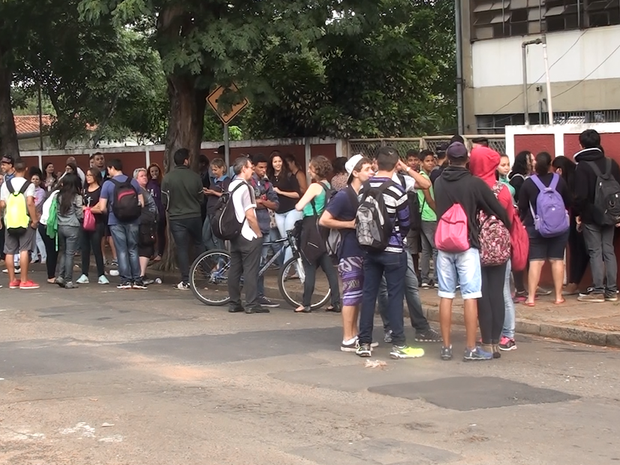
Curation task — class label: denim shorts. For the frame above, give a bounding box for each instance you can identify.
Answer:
[437,248,482,300]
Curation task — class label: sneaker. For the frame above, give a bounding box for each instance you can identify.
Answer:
[420,282,430,289]
[98,275,110,285]
[415,328,442,342]
[143,278,155,286]
[117,282,132,290]
[441,345,453,360]
[76,274,89,284]
[111,259,118,267]
[9,280,21,289]
[513,290,527,303]
[499,336,517,351]
[3,267,21,274]
[384,330,393,344]
[433,282,439,289]
[246,306,270,314]
[463,346,493,361]
[535,286,552,297]
[356,342,372,357]
[19,280,40,290]
[64,281,78,289]
[258,296,280,308]
[132,280,147,290]
[577,292,605,303]
[229,305,246,313]
[605,291,618,302]
[55,277,66,288]
[390,345,425,359]
[175,281,190,290]
[341,339,359,352]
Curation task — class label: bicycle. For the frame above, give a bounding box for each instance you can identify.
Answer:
[189,230,332,310]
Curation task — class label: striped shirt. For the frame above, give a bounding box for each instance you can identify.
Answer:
[359,176,410,253]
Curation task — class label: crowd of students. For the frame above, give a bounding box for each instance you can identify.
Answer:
[1,128,618,361]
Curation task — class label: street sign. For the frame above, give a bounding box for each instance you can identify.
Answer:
[207,84,249,125]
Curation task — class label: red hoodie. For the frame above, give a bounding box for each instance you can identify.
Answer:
[470,146,516,220]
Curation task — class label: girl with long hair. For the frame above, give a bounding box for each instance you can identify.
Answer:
[55,174,84,289]
[284,154,308,195]
[269,152,302,266]
[147,163,166,261]
[294,156,341,313]
[43,162,58,193]
[76,168,108,285]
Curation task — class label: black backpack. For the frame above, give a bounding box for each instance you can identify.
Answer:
[397,173,422,232]
[111,178,142,222]
[587,159,620,226]
[212,181,251,240]
[355,181,394,251]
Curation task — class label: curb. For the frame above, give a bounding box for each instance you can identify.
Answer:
[422,304,620,349]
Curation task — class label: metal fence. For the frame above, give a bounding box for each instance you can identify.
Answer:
[348,135,507,158]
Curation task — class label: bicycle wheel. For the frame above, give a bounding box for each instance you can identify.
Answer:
[278,255,331,310]
[189,249,232,306]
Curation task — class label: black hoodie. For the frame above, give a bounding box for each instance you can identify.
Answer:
[434,166,511,250]
[574,147,620,224]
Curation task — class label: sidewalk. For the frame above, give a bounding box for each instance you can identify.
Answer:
[257,273,620,348]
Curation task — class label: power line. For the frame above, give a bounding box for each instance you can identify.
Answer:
[490,30,588,115]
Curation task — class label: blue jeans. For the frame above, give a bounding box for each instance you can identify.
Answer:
[170,217,204,283]
[257,228,282,297]
[110,223,141,283]
[202,214,224,251]
[437,248,482,300]
[58,225,81,282]
[359,251,407,346]
[379,249,430,332]
[275,209,303,264]
[502,260,515,339]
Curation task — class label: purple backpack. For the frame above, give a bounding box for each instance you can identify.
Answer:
[529,174,569,238]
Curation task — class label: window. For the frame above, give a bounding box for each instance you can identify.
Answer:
[476,110,620,133]
[470,0,620,40]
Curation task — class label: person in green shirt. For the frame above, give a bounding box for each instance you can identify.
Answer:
[417,150,438,288]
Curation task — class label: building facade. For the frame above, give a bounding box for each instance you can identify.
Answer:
[460,0,620,134]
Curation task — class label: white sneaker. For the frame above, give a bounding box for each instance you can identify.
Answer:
[175,281,190,290]
[109,269,120,277]
[98,275,110,285]
[76,274,90,284]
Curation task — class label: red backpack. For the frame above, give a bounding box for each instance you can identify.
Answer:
[509,208,529,271]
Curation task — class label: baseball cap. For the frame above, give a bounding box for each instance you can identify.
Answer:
[446,142,468,159]
[471,137,489,144]
[1,156,13,165]
[345,154,365,183]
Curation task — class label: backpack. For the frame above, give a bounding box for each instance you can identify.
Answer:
[509,210,529,272]
[323,186,359,258]
[111,178,142,222]
[211,181,251,240]
[586,159,620,226]
[397,173,422,232]
[529,174,569,238]
[435,203,469,253]
[355,181,395,252]
[4,179,31,236]
[477,183,511,266]
[301,182,332,263]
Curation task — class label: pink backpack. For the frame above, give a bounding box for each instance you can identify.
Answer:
[435,203,469,253]
[478,183,511,266]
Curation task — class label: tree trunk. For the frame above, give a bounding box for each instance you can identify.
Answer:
[156,76,208,272]
[0,65,19,159]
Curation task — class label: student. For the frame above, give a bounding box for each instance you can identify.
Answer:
[147,163,165,261]
[552,156,588,297]
[574,129,620,303]
[284,154,308,195]
[405,150,422,275]
[356,147,422,360]
[202,158,230,251]
[470,146,516,358]
[497,154,516,198]
[295,156,341,313]
[91,159,145,289]
[330,157,349,192]
[0,159,39,289]
[433,142,510,361]
[319,155,373,351]
[30,171,47,264]
[430,142,449,184]
[417,149,438,288]
[55,174,84,289]
[227,157,269,314]
[518,152,571,307]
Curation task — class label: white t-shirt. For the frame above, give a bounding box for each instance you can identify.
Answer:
[229,179,258,241]
[392,171,416,193]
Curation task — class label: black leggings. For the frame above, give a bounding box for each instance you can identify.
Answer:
[81,223,105,278]
[568,218,588,284]
[302,253,341,308]
[156,216,166,257]
[478,263,507,344]
[38,223,58,280]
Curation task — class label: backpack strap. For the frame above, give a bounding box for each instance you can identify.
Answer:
[18,181,31,196]
[586,159,611,178]
[549,173,559,190]
[529,174,545,192]
[6,179,15,195]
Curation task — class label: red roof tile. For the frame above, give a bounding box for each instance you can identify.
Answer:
[14,115,53,135]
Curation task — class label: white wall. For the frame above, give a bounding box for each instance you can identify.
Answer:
[472,25,620,88]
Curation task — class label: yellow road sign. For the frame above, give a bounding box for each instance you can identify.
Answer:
[207,84,249,125]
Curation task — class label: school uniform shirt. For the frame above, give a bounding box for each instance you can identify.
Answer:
[417,171,437,222]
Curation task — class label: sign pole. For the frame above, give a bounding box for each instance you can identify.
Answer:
[224,123,230,168]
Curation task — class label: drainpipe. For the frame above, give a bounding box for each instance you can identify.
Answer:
[542,34,554,125]
[455,0,465,134]
[522,38,542,125]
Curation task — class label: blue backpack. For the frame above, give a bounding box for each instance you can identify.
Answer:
[529,174,569,238]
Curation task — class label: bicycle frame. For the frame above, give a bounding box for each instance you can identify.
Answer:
[258,231,299,277]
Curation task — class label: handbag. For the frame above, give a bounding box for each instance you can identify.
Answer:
[83,207,96,232]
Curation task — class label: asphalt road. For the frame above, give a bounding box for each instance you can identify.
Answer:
[1,281,619,465]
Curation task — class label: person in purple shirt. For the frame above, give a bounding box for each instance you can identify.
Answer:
[91,159,144,289]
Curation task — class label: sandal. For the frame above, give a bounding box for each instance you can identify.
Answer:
[294,306,311,313]
[523,301,535,307]
[153,255,162,262]
[554,298,566,305]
